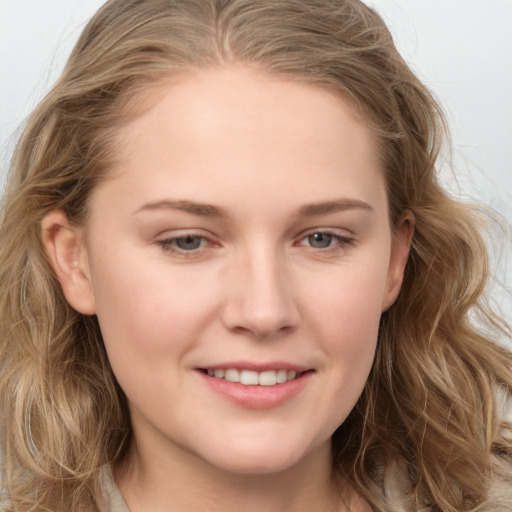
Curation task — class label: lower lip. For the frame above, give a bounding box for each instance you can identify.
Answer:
[197,371,313,409]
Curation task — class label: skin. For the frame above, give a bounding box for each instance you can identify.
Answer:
[43,66,413,512]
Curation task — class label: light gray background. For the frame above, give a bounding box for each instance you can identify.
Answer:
[0,0,511,324]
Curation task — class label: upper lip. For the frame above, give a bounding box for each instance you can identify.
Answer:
[197,361,311,372]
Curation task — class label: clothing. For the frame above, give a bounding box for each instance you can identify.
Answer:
[100,467,512,512]
[101,467,130,512]
[3,461,512,511]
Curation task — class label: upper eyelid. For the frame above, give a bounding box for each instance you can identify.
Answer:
[155,228,354,240]
[156,228,218,244]
[297,227,354,239]
[156,227,211,237]
[157,233,213,246]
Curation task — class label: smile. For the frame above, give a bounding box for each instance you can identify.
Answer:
[204,368,302,386]
[198,364,313,408]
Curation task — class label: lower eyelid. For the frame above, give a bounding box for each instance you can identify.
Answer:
[155,233,222,257]
[297,231,353,247]
[159,236,205,247]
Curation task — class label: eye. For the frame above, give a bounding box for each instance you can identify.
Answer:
[296,230,353,252]
[156,233,213,257]
[306,232,336,249]
[174,235,204,251]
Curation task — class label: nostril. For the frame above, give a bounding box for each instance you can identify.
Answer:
[230,322,295,340]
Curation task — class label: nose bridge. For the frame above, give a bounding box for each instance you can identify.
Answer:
[222,240,298,338]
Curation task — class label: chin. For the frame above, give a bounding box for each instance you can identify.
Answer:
[199,435,323,476]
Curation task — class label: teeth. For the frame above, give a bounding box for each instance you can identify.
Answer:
[259,370,277,386]
[240,370,259,385]
[224,368,240,383]
[277,369,288,384]
[206,368,302,386]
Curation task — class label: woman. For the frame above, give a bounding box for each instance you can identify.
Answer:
[1,1,511,511]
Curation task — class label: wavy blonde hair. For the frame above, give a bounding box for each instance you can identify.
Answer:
[1,1,511,510]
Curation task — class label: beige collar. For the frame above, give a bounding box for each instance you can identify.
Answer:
[100,466,130,512]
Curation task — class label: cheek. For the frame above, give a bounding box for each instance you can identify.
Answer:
[89,253,221,372]
[299,258,388,410]
[318,287,380,389]
[304,256,389,342]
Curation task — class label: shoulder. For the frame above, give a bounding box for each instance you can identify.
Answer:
[100,466,130,512]
[484,457,512,512]
[485,402,512,510]
[0,449,8,511]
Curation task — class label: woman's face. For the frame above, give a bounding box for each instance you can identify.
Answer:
[56,67,411,475]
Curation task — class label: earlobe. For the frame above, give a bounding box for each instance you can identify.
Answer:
[41,209,96,315]
[381,210,415,312]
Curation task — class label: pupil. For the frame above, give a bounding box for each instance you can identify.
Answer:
[309,233,332,248]
[176,236,201,250]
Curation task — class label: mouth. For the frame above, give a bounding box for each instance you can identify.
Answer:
[199,368,304,387]
[197,363,314,408]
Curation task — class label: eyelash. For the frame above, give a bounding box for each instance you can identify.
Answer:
[156,233,212,258]
[156,229,354,258]
[295,230,354,253]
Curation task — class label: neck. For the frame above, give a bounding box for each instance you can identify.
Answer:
[115,439,361,512]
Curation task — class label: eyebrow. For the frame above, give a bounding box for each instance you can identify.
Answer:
[133,198,373,218]
[133,200,227,217]
[296,199,374,217]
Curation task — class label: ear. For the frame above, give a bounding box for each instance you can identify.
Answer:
[381,210,415,312]
[41,209,96,315]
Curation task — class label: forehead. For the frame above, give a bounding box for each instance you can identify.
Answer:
[95,66,386,218]
[114,66,377,158]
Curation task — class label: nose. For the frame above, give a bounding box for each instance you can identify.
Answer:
[220,247,299,339]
